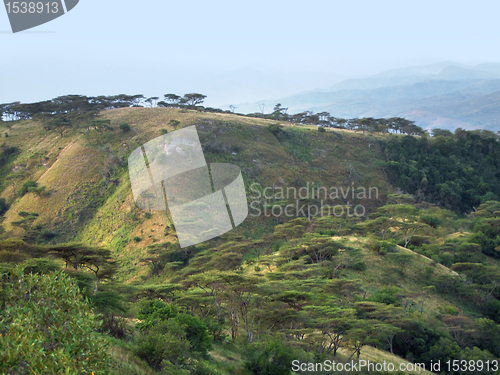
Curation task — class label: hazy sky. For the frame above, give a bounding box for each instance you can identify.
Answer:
[1,0,500,106]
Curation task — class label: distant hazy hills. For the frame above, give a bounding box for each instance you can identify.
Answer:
[235,63,500,131]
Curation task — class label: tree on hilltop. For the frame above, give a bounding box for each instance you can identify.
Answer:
[145,97,159,107]
[159,94,181,107]
[180,93,207,107]
[271,103,288,120]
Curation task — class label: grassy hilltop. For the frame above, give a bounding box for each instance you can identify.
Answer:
[1,106,500,374]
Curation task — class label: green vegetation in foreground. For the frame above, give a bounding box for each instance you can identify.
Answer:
[0,266,110,374]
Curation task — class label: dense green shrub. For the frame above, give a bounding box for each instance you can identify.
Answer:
[0,145,19,174]
[21,257,60,274]
[245,339,295,375]
[137,299,178,330]
[423,337,496,375]
[137,301,212,355]
[169,119,180,128]
[0,197,8,216]
[135,300,212,371]
[484,299,500,323]
[368,286,400,305]
[119,123,131,132]
[205,317,226,343]
[267,123,284,136]
[392,318,445,364]
[90,290,128,339]
[28,185,47,196]
[368,238,397,254]
[17,179,37,197]
[40,227,56,239]
[134,320,191,370]
[351,260,367,271]
[0,266,110,374]
[177,313,212,356]
[420,214,442,228]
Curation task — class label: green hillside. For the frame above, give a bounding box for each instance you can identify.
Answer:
[1,105,499,375]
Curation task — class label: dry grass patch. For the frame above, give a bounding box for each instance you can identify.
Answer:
[3,141,105,232]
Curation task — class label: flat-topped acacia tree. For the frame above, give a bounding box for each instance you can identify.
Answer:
[49,243,117,294]
[180,93,207,107]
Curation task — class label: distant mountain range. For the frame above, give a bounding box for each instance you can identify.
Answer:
[234,63,500,131]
